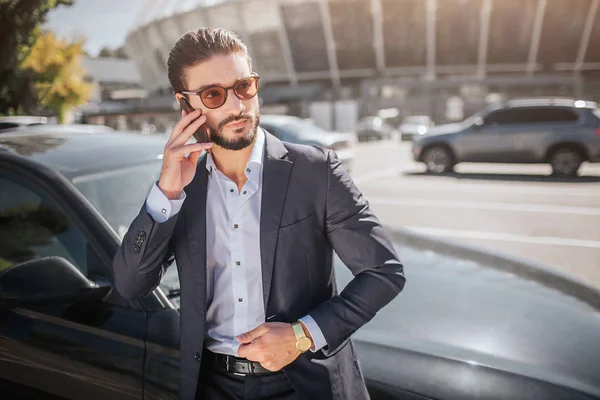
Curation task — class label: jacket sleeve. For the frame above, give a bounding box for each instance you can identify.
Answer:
[308,150,406,355]
[112,189,181,300]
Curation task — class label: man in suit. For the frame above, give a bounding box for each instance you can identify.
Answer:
[113,28,405,400]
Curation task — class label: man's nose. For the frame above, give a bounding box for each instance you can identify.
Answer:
[222,89,246,114]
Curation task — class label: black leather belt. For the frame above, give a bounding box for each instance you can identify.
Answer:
[209,351,279,376]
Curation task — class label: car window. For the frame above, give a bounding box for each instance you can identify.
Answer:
[69,162,178,305]
[592,108,600,121]
[484,107,578,125]
[483,109,524,125]
[0,170,88,275]
[532,107,579,123]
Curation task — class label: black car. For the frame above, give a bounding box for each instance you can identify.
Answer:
[1,128,600,399]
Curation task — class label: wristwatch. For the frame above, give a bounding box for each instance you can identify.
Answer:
[291,321,313,353]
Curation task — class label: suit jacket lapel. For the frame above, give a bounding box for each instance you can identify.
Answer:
[260,132,293,313]
[184,155,208,315]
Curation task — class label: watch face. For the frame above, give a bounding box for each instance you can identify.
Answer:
[297,337,312,352]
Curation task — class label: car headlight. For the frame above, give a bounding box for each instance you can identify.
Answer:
[418,126,427,135]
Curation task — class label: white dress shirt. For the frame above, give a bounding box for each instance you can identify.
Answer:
[145,128,326,356]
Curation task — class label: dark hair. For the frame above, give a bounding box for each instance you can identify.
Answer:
[167,27,252,94]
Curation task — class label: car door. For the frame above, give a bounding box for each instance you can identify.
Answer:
[520,107,581,162]
[456,108,529,163]
[0,166,147,399]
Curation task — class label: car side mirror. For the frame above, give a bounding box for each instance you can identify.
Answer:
[472,117,484,130]
[0,256,110,308]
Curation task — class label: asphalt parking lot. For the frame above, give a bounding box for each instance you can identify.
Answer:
[349,138,600,290]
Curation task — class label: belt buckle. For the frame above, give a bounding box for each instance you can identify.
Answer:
[225,355,250,377]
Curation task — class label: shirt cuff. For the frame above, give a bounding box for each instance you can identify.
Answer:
[145,181,186,223]
[299,315,328,352]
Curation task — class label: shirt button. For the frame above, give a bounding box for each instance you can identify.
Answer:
[238,298,243,302]
[234,224,239,229]
[243,191,247,195]
[161,208,167,214]
[246,168,251,173]
[236,261,241,266]
[230,189,234,193]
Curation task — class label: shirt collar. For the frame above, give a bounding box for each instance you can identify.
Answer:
[205,127,265,176]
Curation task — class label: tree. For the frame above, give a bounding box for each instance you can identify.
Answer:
[115,46,129,59]
[0,0,73,116]
[98,46,114,58]
[22,31,92,123]
[97,46,129,59]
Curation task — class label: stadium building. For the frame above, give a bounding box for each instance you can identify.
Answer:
[102,0,600,131]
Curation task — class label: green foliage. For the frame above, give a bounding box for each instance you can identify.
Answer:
[0,0,74,116]
[22,31,92,123]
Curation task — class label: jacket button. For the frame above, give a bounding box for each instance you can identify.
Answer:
[194,352,201,362]
[133,245,141,253]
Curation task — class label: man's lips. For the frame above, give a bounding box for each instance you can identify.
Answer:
[226,119,248,129]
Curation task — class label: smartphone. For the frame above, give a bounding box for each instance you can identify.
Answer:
[179,97,210,143]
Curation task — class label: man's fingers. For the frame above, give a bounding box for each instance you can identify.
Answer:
[237,342,262,361]
[187,150,203,166]
[237,343,250,359]
[169,142,213,158]
[168,109,201,142]
[171,115,207,147]
[180,114,208,144]
[236,324,269,344]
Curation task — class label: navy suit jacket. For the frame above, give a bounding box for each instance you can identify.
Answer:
[113,131,406,399]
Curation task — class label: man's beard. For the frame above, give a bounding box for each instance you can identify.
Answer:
[210,111,260,151]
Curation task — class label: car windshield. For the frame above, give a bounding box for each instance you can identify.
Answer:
[461,109,488,126]
[593,108,600,120]
[70,161,163,239]
[281,119,328,138]
[69,160,181,301]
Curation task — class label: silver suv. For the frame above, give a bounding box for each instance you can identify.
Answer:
[412,99,600,176]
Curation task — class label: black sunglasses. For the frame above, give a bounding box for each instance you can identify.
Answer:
[180,73,260,109]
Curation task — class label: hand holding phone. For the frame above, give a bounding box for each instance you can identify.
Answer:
[179,97,211,143]
[156,101,213,199]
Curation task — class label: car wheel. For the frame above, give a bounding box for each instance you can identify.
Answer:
[550,147,582,177]
[422,146,454,173]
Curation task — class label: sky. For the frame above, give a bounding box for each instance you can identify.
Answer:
[44,0,146,56]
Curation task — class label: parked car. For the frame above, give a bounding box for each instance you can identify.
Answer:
[412,98,600,176]
[399,115,434,141]
[259,114,355,172]
[356,116,395,142]
[0,115,51,132]
[0,123,114,135]
[1,127,600,399]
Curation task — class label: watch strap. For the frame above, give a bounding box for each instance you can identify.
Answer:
[291,321,306,340]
